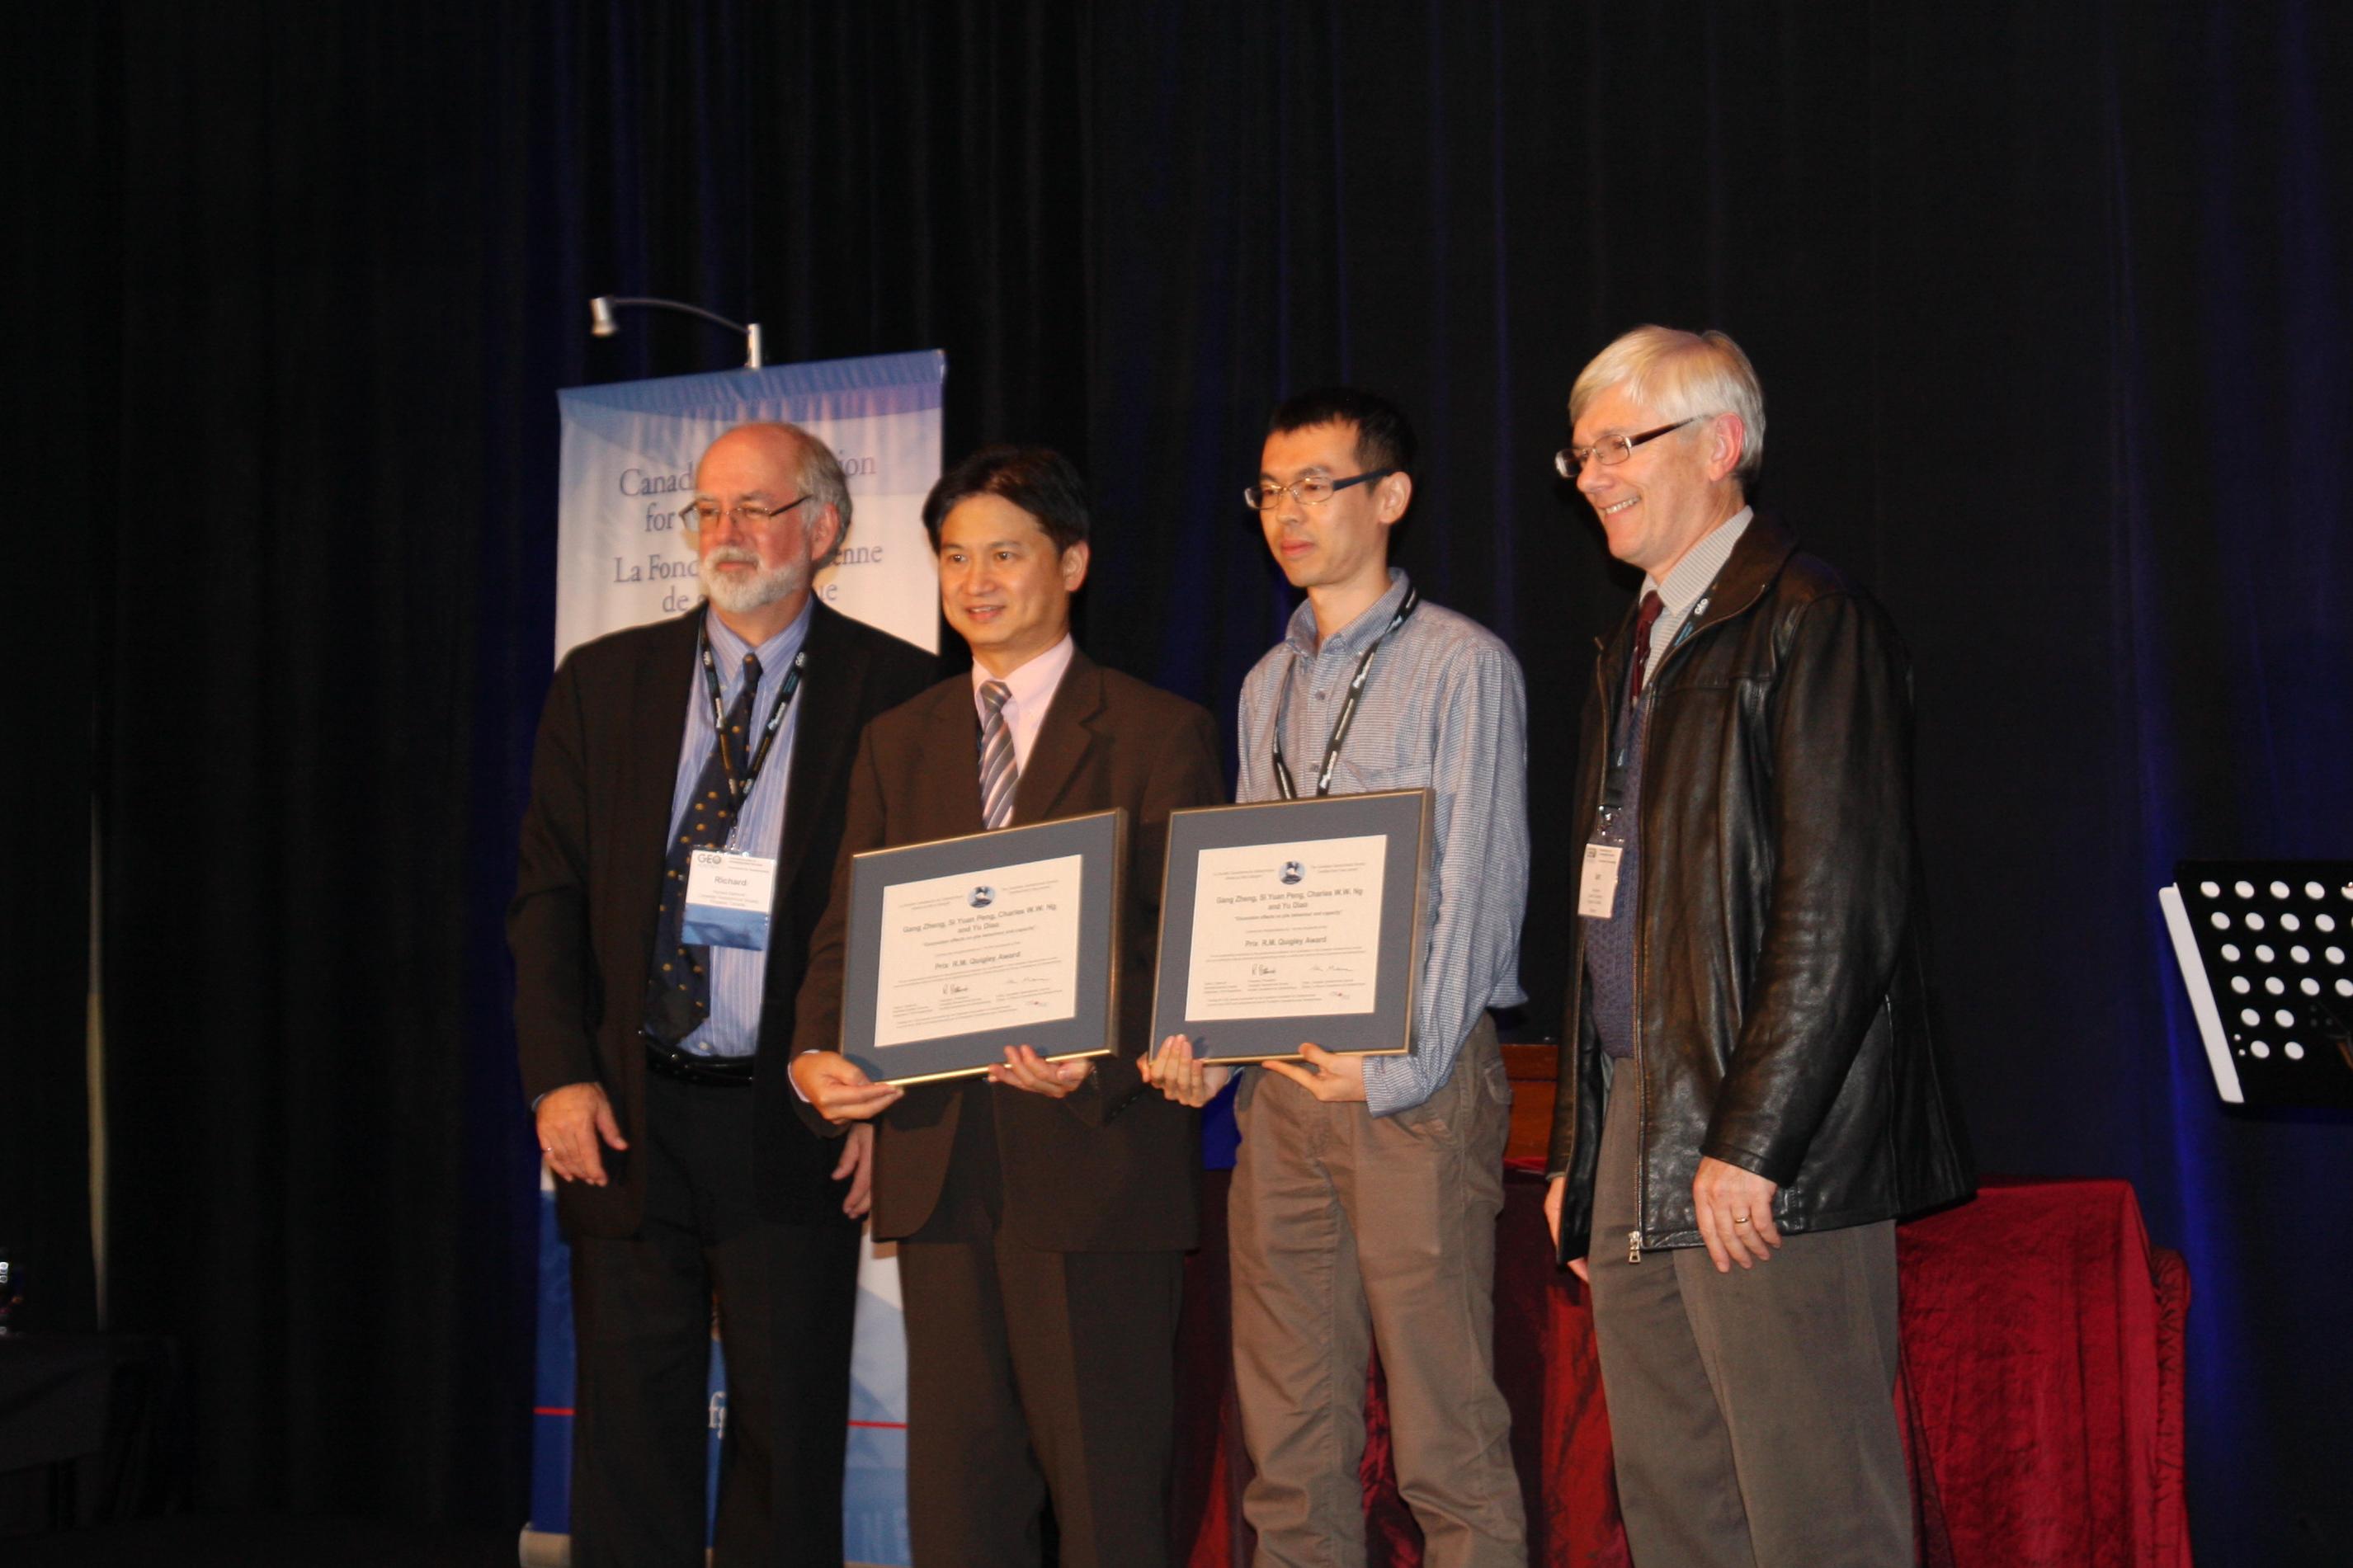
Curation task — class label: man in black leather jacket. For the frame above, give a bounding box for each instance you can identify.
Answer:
[1543,326,1973,1567]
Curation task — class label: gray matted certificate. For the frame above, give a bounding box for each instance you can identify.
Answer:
[839,809,1125,1085]
[1150,789,1432,1062]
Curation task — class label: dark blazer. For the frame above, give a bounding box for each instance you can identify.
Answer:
[510,599,936,1236]
[793,648,1224,1253]
[1546,515,1973,1260]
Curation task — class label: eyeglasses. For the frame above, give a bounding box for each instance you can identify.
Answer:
[1554,420,1695,478]
[1243,469,1395,511]
[679,495,810,532]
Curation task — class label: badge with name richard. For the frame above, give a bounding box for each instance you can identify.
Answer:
[683,850,778,949]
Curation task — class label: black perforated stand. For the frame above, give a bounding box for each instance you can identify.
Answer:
[2161,860,2353,1109]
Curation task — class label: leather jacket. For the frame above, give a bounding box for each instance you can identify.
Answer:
[1547,514,1974,1260]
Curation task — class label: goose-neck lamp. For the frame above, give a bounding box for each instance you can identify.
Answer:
[588,295,764,370]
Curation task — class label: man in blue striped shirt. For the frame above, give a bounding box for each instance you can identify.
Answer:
[1146,389,1530,1567]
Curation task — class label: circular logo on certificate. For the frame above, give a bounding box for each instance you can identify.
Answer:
[969,885,995,907]
[1280,861,1304,885]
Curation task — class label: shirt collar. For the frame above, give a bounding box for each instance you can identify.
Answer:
[703,596,815,686]
[1285,567,1412,659]
[970,633,1077,714]
[1642,506,1753,614]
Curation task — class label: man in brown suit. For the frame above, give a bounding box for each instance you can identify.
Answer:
[790,446,1224,1568]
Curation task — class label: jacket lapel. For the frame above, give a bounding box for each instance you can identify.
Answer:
[780,601,865,881]
[613,610,703,949]
[1601,512,1799,694]
[927,679,989,836]
[1680,511,1797,643]
[1012,650,1103,826]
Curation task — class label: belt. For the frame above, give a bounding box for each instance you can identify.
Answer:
[643,1034,756,1087]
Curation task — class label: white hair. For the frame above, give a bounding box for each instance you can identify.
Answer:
[1568,326,1766,479]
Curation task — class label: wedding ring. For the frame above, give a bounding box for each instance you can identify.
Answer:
[1733,1213,1752,1225]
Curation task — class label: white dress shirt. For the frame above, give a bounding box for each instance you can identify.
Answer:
[970,633,1077,775]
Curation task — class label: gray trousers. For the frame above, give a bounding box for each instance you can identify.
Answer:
[1229,1016,1527,1568]
[1587,1067,1911,1567]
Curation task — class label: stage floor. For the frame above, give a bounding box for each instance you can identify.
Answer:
[7,1513,516,1567]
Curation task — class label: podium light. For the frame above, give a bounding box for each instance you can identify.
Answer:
[586,295,763,369]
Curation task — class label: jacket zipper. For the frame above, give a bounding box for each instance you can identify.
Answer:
[1623,581,1744,1264]
[1628,668,1653,1266]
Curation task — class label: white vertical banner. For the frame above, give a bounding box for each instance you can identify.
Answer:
[527,350,939,1568]
[554,349,946,661]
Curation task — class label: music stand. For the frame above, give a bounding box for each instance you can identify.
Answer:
[2159,859,2353,1108]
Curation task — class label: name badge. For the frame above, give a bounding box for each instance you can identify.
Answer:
[1577,844,1624,920]
[683,849,777,949]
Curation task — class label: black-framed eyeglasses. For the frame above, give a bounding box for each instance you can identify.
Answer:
[1243,469,1395,511]
[1554,420,1695,478]
[678,495,811,532]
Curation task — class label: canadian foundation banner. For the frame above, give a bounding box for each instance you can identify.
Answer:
[553,349,946,660]
[526,350,944,1568]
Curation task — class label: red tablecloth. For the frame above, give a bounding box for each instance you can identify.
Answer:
[1173,1170,2190,1567]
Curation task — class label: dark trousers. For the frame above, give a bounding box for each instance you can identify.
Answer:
[568,1071,861,1568]
[897,1231,1185,1568]
[1586,1065,1909,1568]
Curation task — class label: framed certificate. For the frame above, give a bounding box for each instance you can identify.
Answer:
[1149,789,1432,1062]
[837,809,1125,1085]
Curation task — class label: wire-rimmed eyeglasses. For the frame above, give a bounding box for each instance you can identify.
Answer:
[1243,469,1395,511]
[678,495,811,532]
[1554,420,1695,479]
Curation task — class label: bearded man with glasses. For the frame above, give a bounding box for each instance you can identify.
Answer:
[512,421,935,1566]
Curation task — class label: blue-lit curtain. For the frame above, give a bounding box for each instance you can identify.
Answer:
[12,1,2345,1559]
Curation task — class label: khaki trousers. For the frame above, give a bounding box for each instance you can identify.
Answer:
[1229,1017,1526,1568]
[1587,1066,1911,1567]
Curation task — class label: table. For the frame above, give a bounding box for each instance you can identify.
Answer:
[1173,1171,2190,1568]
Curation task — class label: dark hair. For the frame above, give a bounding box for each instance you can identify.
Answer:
[921,445,1092,555]
[1265,387,1417,474]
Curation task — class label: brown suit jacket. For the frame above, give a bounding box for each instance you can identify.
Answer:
[508,600,936,1236]
[793,648,1224,1252]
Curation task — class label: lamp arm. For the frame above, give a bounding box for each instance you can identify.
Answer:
[590,296,764,368]
[601,295,747,335]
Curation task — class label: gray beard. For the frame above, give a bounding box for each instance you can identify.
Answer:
[700,549,807,615]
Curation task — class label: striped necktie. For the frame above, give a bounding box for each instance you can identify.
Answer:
[978,680,1018,829]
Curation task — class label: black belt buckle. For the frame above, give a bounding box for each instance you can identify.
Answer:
[642,1034,756,1087]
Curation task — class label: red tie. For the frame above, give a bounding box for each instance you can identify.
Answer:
[1629,591,1666,699]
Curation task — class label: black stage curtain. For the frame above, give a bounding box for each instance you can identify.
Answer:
[15,2,2348,1561]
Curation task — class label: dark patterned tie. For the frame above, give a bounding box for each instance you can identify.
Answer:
[978,680,1018,829]
[643,652,762,1046]
[1629,591,1666,699]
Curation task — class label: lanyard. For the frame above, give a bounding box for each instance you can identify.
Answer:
[697,619,806,804]
[1271,585,1421,800]
[1601,590,1712,811]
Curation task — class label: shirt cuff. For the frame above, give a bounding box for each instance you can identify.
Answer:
[1361,1054,1422,1118]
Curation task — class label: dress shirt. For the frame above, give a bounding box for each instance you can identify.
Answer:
[1639,506,1752,671]
[969,633,1077,773]
[1236,569,1530,1117]
[669,599,813,1057]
